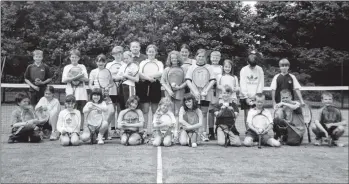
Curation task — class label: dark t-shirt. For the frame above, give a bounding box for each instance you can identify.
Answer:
[212,101,239,126]
[274,74,295,103]
[24,62,52,91]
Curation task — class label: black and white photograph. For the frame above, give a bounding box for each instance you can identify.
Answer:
[0,1,348,183]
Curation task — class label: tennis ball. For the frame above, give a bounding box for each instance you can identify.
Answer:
[171,83,176,87]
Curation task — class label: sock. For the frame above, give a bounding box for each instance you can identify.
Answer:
[209,128,214,136]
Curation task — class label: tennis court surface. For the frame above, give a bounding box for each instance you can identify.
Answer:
[1,104,348,183]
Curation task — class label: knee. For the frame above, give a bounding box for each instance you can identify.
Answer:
[336,126,345,133]
[153,136,162,147]
[70,134,80,146]
[80,132,90,142]
[120,134,127,145]
[179,135,187,146]
[60,136,70,146]
[128,134,141,145]
[268,138,281,147]
[163,137,172,147]
[243,137,253,147]
[217,137,225,146]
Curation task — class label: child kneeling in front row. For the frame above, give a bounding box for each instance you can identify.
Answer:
[243,93,281,147]
[211,85,241,147]
[117,95,145,146]
[56,95,81,146]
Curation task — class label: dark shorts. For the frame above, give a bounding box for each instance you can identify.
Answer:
[245,129,271,145]
[75,100,87,113]
[240,98,255,110]
[29,87,45,106]
[199,100,210,107]
[136,80,162,103]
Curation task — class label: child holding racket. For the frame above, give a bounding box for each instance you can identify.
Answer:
[24,50,53,106]
[180,44,196,94]
[207,51,223,140]
[271,58,305,108]
[273,89,305,145]
[152,97,177,147]
[211,85,241,147]
[138,44,164,136]
[243,93,280,147]
[62,49,89,132]
[8,93,44,143]
[312,92,347,147]
[117,95,145,146]
[35,86,61,140]
[56,95,81,146]
[81,88,109,145]
[185,49,216,142]
[88,54,114,140]
[178,94,203,148]
[239,53,264,130]
[216,59,240,103]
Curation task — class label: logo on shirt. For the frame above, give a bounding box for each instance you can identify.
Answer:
[247,75,258,81]
[288,80,293,84]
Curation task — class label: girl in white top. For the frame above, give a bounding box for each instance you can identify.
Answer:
[56,95,81,146]
[180,44,196,95]
[81,88,109,145]
[35,86,61,140]
[61,49,89,131]
[138,45,164,135]
[216,59,240,103]
[152,97,177,147]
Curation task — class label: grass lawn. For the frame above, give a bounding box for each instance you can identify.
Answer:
[1,104,348,183]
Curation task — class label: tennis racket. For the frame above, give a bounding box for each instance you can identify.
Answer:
[63,111,79,136]
[158,114,174,137]
[15,107,37,135]
[167,66,185,97]
[108,62,122,87]
[192,66,210,104]
[321,105,341,147]
[183,110,199,146]
[142,61,160,96]
[300,104,312,143]
[86,106,104,144]
[219,74,236,95]
[97,68,113,99]
[251,113,270,149]
[35,107,50,123]
[122,109,139,125]
[68,66,83,95]
[119,62,139,86]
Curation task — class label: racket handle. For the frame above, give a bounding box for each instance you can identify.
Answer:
[258,134,262,149]
[307,128,311,143]
[147,86,150,96]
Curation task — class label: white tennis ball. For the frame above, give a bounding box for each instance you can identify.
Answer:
[171,83,176,87]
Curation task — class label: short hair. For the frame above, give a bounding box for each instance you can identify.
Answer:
[130,41,140,47]
[44,86,55,94]
[95,54,107,63]
[223,59,234,75]
[158,97,172,108]
[15,92,30,106]
[279,58,290,65]
[180,44,190,52]
[321,92,333,99]
[280,89,292,97]
[210,51,221,57]
[182,93,199,111]
[248,54,258,63]
[70,49,81,57]
[146,44,158,53]
[65,94,76,103]
[195,49,206,57]
[90,88,104,104]
[255,93,265,100]
[222,85,233,94]
[125,95,140,109]
[111,46,124,55]
[33,50,43,56]
[166,50,183,67]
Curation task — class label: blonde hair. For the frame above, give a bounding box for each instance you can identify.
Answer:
[146,44,158,53]
[166,50,183,67]
[33,50,43,56]
[210,51,221,57]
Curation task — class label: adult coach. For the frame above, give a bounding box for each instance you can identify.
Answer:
[239,54,264,130]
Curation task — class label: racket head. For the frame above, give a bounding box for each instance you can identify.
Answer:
[192,67,210,89]
[124,62,139,77]
[183,110,199,126]
[35,108,50,122]
[322,105,342,123]
[159,114,173,131]
[64,112,79,133]
[301,104,312,124]
[97,69,112,88]
[21,109,36,122]
[167,67,184,87]
[68,66,83,86]
[219,74,235,87]
[109,63,122,77]
[251,114,270,131]
[142,62,159,76]
[86,109,103,127]
[122,109,139,124]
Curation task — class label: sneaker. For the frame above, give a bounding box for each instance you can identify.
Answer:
[112,129,121,138]
[49,131,59,141]
[8,136,16,143]
[97,134,104,145]
[200,132,209,142]
[314,139,322,146]
[332,140,344,147]
[191,143,197,148]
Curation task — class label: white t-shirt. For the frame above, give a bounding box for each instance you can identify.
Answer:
[239,65,264,99]
[62,64,88,100]
[217,74,239,102]
[139,59,164,80]
[56,109,81,133]
[35,97,61,118]
[116,62,140,87]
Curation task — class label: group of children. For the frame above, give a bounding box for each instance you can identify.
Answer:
[9,42,347,148]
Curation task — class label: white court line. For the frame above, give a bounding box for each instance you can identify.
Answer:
[157,146,163,184]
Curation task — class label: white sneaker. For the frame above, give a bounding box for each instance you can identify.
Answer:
[97,134,104,145]
[191,143,197,148]
[314,139,322,146]
[200,133,209,142]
